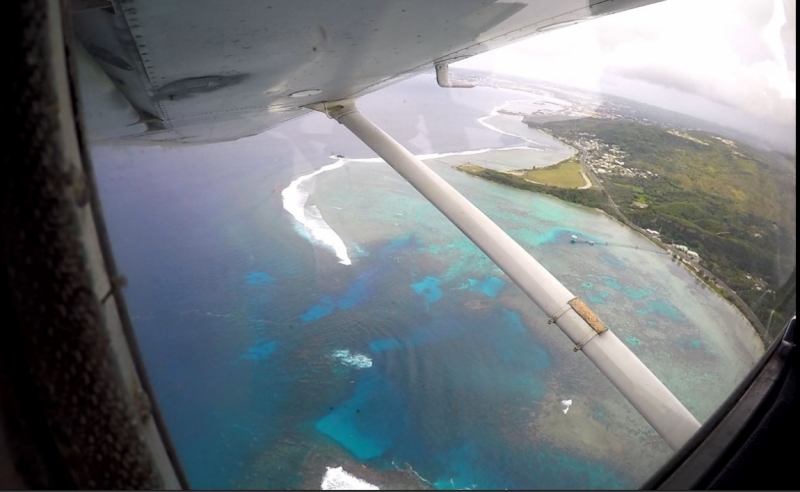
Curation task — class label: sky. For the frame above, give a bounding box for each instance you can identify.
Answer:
[455,0,796,153]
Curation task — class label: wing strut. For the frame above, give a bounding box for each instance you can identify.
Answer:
[311,98,701,451]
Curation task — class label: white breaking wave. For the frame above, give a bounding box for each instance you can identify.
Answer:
[280,99,558,265]
[282,158,352,265]
[478,114,532,143]
[390,460,435,487]
[341,146,536,165]
[331,349,373,369]
[477,98,568,146]
[281,147,530,266]
[321,466,379,490]
[561,399,573,415]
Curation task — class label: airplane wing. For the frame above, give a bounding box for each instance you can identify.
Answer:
[72,0,662,145]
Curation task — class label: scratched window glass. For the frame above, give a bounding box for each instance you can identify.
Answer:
[77,0,795,489]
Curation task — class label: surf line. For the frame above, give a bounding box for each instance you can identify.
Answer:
[282,101,550,265]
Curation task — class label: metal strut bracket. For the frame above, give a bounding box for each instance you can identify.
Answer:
[573,331,601,353]
[435,63,474,88]
[547,301,574,325]
[312,99,359,122]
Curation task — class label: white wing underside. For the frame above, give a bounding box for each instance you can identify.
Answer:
[72,0,662,145]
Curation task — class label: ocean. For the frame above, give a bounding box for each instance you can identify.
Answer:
[91,75,762,490]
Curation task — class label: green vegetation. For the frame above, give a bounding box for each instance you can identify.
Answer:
[755,267,797,339]
[515,157,586,188]
[457,164,614,214]
[530,118,796,328]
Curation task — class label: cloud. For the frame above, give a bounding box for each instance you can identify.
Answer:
[455,0,796,147]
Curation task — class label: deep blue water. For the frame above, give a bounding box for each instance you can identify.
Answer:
[91,76,758,489]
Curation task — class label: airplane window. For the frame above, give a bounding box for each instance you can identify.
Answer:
[77,0,795,489]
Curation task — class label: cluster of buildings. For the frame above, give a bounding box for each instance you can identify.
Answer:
[711,135,748,158]
[644,230,701,261]
[567,136,658,180]
[667,130,709,146]
[745,274,768,292]
[674,244,701,261]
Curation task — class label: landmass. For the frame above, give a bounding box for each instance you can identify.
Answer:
[456,164,615,218]
[457,115,796,337]
[506,156,589,189]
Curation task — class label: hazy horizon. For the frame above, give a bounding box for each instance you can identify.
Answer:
[454,0,796,154]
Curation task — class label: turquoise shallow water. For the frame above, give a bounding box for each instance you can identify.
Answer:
[315,154,759,385]
[91,75,764,489]
[305,131,763,487]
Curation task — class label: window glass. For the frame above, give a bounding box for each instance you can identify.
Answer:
[81,0,795,489]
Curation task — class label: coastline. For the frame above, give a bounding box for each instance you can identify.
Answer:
[280,95,766,359]
[280,145,556,268]
[527,120,774,341]
[456,163,765,360]
[457,111,769,351]
[279,97,574,269]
